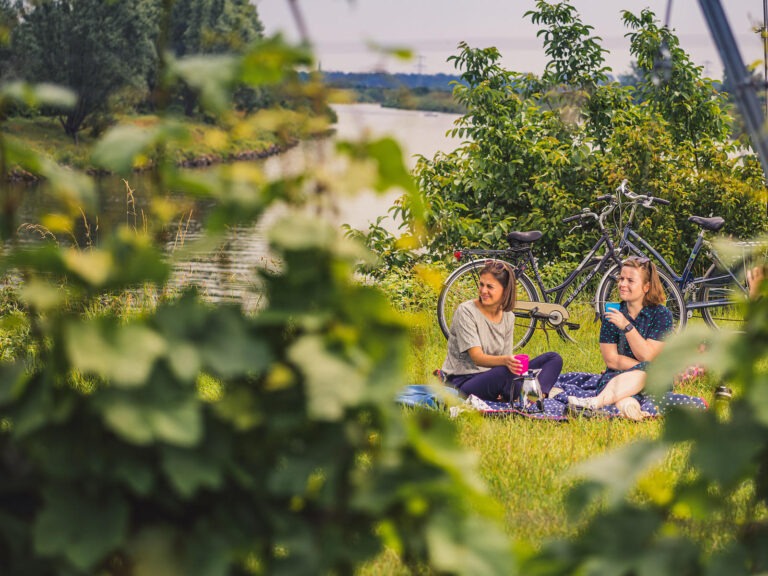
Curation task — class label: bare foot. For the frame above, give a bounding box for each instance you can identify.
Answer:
[616,397,649,421]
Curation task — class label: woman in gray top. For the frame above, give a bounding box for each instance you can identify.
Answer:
[441,260,563,402]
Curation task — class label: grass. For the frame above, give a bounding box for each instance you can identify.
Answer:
[359,298,738,573]
[0,111,303,173]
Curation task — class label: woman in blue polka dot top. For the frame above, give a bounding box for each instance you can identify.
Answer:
[563,257,673,419]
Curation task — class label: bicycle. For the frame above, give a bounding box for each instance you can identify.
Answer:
[594,181,759,331]
[437,184,685,350]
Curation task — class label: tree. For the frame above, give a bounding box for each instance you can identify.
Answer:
[12,0,156,141]
[623,9,730,149]
[166,0,264,116]
[0,0,18,82]
[365,2,766,275]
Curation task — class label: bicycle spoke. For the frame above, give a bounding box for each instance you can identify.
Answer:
[554,261,602,341]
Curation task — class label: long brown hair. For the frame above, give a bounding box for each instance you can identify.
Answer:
[622,256,666,306]
[479,260,516,312]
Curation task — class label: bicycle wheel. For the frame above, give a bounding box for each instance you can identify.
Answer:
[595,263,686,333]
[554,259,603,343]
[699,261,751,331]
[437,259,539,350]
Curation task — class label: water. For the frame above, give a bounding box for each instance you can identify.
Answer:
[10,104,462,306]
[263,103,461,231]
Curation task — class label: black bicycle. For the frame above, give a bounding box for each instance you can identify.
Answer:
[595,181,760,332]
[437,184,686,349]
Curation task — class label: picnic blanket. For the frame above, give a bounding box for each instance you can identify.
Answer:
[554,371,709,417]
[396,370,708,420]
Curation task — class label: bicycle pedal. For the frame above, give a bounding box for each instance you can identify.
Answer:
[565,322,580,330]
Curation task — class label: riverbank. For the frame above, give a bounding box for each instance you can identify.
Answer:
[0,110,323,180]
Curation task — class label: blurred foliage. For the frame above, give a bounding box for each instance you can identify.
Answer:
[0,6,514,576]
[356,1,766,275]
[520,264,768,574]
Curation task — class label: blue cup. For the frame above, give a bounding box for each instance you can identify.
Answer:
[604,302,620,314]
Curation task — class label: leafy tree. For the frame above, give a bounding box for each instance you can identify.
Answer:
[362,3,766,276]
[11,0,156,141]
[0,0,18,82]
[166,0,264,116]
[526,0,610,89]
[623,9,730,149]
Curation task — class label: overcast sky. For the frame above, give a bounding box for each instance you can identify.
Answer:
[255,0,766,79]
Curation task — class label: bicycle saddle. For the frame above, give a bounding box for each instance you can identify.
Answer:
[688,216,725,232]
[506,230,543,245]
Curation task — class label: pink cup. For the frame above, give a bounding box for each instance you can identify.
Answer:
[514,354,529,375]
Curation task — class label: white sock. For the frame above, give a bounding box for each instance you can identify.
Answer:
[567,396,599,410]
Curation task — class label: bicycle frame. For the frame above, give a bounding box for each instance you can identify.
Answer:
[616,225,749,311]
[536,236,620,307]
[455,230,622,309]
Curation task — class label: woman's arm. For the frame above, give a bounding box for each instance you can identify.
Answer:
[600,343,642,371]
[624,328,665,362]
[467,347,524,375]
[603,309,666,363]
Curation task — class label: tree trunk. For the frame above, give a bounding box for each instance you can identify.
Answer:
[61,99,88,143]
[182,84,198,117]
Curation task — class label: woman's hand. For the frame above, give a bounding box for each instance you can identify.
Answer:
[503,355,525,375]
[605,309,631,331]
[467,348,525,374]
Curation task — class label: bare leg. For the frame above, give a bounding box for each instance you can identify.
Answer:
[592,371,647,408]
[568,371,647,410]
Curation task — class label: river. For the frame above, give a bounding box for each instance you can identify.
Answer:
[262,103,461,231]
[11,104,462,306]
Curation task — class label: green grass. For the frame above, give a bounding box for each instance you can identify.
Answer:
[0,112,299,173]
[359,302,735,573]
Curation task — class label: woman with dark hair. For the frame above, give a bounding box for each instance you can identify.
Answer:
[564,256,674,419]
[440,260,563,403]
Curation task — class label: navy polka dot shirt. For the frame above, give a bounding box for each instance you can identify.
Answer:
[599,303,673,362]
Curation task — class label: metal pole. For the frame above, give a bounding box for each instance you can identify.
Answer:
[764,0,768,117]
[699,0,768,182]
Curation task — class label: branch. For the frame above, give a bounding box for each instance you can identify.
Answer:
[286,0,311,45]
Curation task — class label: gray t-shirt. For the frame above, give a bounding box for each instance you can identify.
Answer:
[441,300,515,376]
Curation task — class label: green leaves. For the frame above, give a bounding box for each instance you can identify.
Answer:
[65,318,167,388]
[570,440,669,507]
[91,122,185,175]
[288,334,365,421]
[0,4,537,574]
[171,55,239,115]
[98,387,202,447]
[161,446,224,497]
[427,512,516,575]
[34,485,128,570]
[0,81,76,109]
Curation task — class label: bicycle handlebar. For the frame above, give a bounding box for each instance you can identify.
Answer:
[617,181,671,207]
[562,209,597,224]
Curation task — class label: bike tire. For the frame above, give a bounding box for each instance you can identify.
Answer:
[595,263,687,333]
[437,259,539,350]
[699,260,751,331]
[553,259,603,343]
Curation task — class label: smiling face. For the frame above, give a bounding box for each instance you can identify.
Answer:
[478,272,504,310]
[618,265,650,305]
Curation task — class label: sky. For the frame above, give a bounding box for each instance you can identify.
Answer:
[254,0,767,79]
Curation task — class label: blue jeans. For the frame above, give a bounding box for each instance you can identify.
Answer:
[448,352,563,402]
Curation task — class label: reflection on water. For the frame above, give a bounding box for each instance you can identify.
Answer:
[9,104,461,308]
